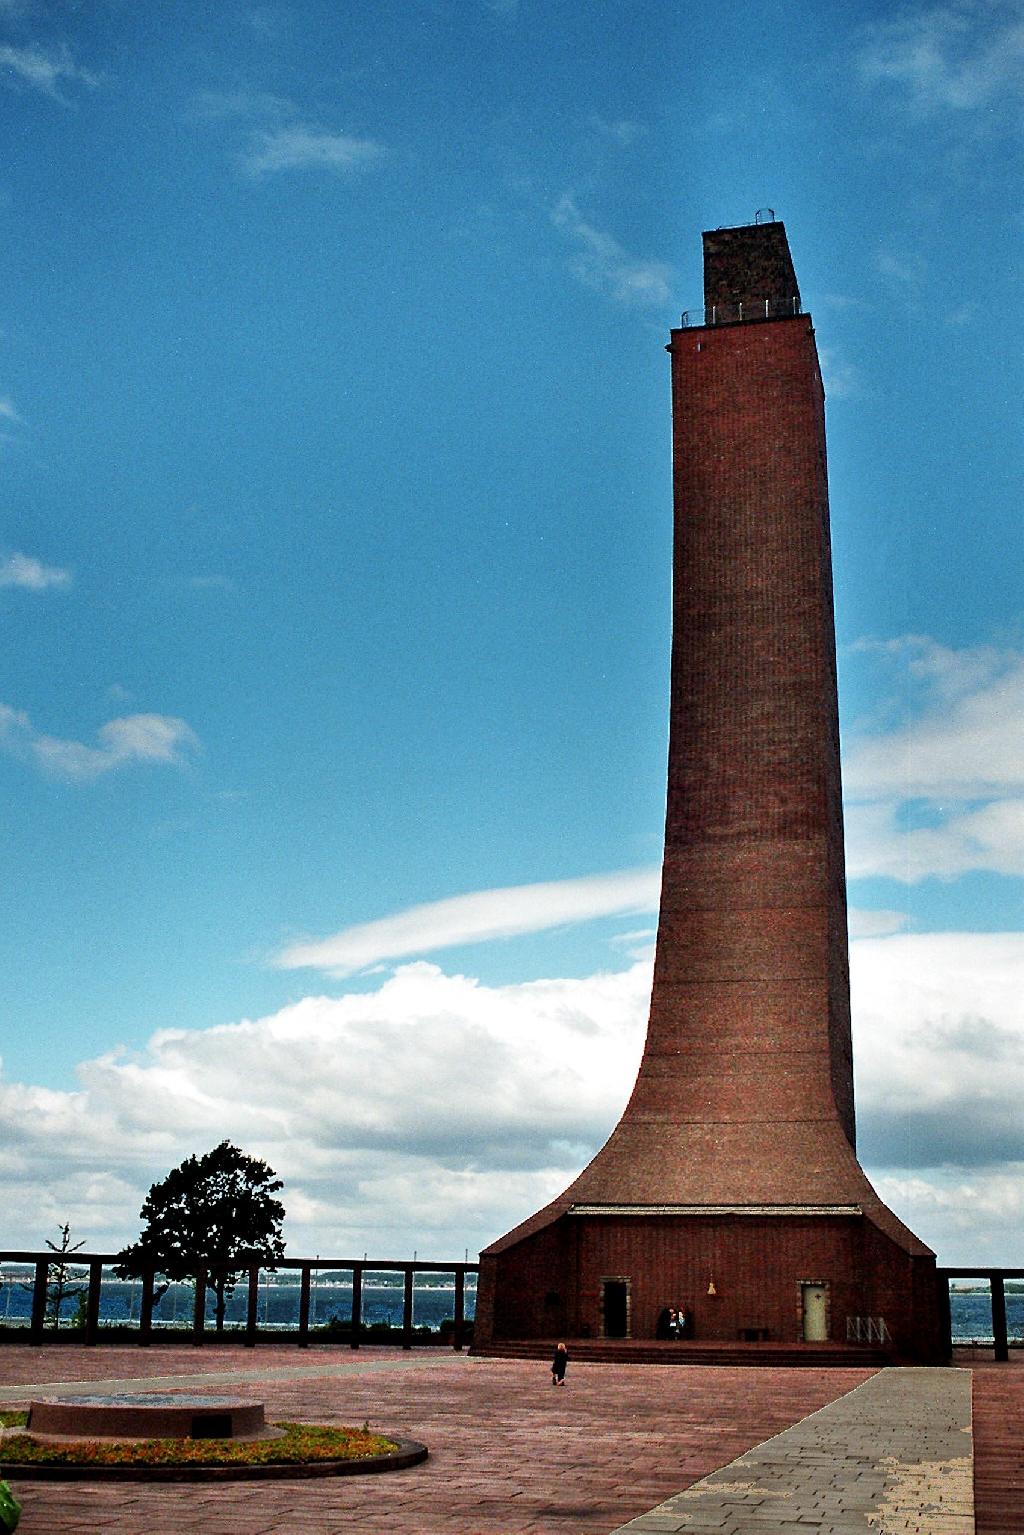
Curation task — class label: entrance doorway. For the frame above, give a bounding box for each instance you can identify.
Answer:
[601,1278,630,1338]
[801,1283,829,1341]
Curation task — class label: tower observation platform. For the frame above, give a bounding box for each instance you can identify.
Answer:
[472,218,944,1365]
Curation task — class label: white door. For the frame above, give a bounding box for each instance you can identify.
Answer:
[802,1284,828,1341]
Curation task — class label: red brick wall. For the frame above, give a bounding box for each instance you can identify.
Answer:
[482,1213,943,1362]
[643,314,855,1150]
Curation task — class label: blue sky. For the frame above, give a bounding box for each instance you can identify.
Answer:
[1,0,1022,1265]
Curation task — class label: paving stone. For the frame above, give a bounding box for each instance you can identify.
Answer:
[4,1346,1023,1533]
[0,1346,874,1534]
[610,1369,973,1535]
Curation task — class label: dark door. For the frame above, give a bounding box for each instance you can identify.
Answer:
[602,1279,629,1338]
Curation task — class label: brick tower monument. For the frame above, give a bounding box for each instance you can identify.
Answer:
[473,219,944,1362]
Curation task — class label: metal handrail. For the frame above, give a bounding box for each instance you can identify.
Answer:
[679,295,802,328]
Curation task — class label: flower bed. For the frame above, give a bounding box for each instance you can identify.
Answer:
[0,1413,427,1481]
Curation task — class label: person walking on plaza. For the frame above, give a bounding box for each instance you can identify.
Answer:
[551,1342,568,1386]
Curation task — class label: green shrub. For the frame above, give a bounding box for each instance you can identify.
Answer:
[0,1479,21,1532]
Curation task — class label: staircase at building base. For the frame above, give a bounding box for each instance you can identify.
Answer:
[471,1337,893,1369]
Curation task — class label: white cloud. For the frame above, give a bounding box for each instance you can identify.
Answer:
[872,1169,1024,1266]
[844,639,1024,799]
[590,115,645,146]
[3,929,1023,1262]
[274,867,662,976]
[818,346,860,401]
[191,88,293,121]
[0,553,71,590]
[875,249,927,294]
[241,125,386,179]
[851,931,1024,1264]
[551,193,673,307]
[0,959,653,1254]
[609,926,658,961]
[848,907,908,938]
[246,6,283,38]
[0,705,200,780]
[0,396,24,425]
[858,0,1024,116]
[842,635,1024,879]
[846,799,1024,882]
[0,41,99,101]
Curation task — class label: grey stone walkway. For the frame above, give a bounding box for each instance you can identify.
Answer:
[0,1350,446,1402]
[611,1367,973,1534]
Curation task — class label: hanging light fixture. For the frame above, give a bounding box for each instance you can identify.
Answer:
[707,1278,717,1296]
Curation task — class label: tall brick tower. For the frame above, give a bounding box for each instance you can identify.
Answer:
[474,219,944,1363]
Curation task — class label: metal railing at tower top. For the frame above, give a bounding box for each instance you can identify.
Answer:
[679,295,803,327]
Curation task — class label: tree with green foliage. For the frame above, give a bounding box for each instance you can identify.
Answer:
[115,1141,286,1333]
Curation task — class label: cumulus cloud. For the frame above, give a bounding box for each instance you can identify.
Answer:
[842,635,1024,880]
[0,705,199,780]
[274,867,661,976]
[0,959,653,1254]
[241,125,385,179]
[0,41,99,101]
[845,637,1024,799]
[872,1169,1024,1266]
[0,553,71,590]
[848,907,908,939]
[852,932,1024,1176]
[857,0,1024,116]
[847,800,1024,882]
[3,928,1023,1262]
[551,193,673,307]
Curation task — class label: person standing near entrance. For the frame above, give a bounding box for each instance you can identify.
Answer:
[551,1342,568,1386]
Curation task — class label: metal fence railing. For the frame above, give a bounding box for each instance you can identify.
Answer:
[0,1250,478,1351]
[679,296,802,328]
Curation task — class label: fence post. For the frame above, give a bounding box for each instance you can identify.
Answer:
[350,1262,362,1349]
[991,1274,1009,1363]
[192,1270,207,1346]
[138,1270,154,1348]
[30,1259,48,1346]
[402,1268,414,1350]
[453,1267,465,1351]
[245,1266,259,1348]
[936,1271,952,1363]
[298,1265,311,1348]
[84,1259,102,1346]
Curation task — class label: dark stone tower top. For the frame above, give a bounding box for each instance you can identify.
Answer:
[702,220,800,315]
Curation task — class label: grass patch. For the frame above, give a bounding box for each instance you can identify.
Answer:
[0,1421,395,1468]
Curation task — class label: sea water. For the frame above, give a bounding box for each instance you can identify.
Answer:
[0,1269,476,1332]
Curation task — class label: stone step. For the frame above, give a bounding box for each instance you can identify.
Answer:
[472,1338,892,1369]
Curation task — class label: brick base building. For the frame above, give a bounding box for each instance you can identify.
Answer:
[473,220,945,1364]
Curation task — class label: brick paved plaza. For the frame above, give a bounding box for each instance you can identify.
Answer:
[1,1345,1021,1533]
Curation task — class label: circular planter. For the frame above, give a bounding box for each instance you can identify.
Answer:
[0,1436,428,1482]
[27,1395,268,1442]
